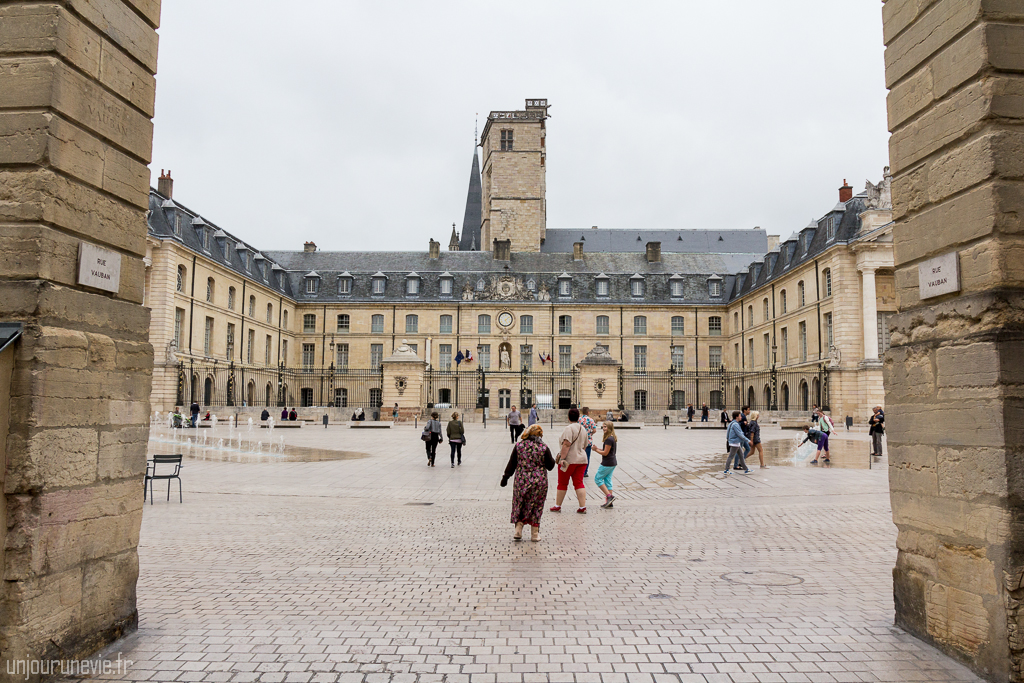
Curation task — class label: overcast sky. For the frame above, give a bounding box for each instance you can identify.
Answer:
[151,1,889,253]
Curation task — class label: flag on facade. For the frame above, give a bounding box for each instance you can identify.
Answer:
[465,349,474,362]
[454,350,464,366]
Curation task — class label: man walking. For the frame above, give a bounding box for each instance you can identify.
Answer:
[869,405,885,457]
[724,411,751,475]
[578,407,597,477]
[701,403,709,422]
[528,403,539,426]
[507,405,524,443]
[687,404,695,422]
[550,408,589,514]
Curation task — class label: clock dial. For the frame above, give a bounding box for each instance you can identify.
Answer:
[497,312,514,328]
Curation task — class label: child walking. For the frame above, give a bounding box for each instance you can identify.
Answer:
[591,422,618,508]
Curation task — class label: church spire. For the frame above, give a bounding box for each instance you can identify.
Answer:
[448,223,460,251]
[458,144,482,251]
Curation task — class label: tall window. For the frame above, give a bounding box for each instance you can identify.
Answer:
[440,278,452,296]
[878,311,894,357]
[302,343,315,370]
[520,315,533,334]
[439,344,452,371]
[747,306,753,327]
[633,346,647,374]
[764,333,771,367]
[780,290,787,314]
[480,344,491,369]
[303,314,316,333]
[709,280,722,297]
[558,315,571,334]
[248,329,256,363]
[205,278,214,303]
[282,340,288,364]
[825,312,834,348]
[202,228,210,251]
[248,295,255,317]
[338,277,351,295]
[558,278,571,297]
[337,314,350,333]
[267,303,273,323]
[734,343,740,367]
[630,279,644,297]
[370,343,383,367]
[204,317,213,356]
[372,277,386,295]
[226,323,235,360]
[173,214,181,236]
[671,346,684,371]
[709,346,722,368]
[500,129,513,151]
[520,344,532,371]
[799,321,808,361]
[478,314,491,333]
[763,298,770,321]
[670,280,684,297]
[781,328,789,364]
[559,345,572,371]
[671,316,685,335]
[406,277,419,295]
[596,279,609,297]
[336,343,349,370]
[439,315,453,334]
[174,308,183,347]
[227,286,235,310]
[823,269,832,297]
[406,314,418,333]
[282,310,288,329]
[633,316,647,335]
[596,315,610,335]
[176,265,186,292]
[798,281,806,307]
[305,278,317,294]
[748,339,754,369]
[708,316,722,336]
[371,314,384,333]
[265,334,271,365]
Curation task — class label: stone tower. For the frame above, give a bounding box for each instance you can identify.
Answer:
[479,99,549,253]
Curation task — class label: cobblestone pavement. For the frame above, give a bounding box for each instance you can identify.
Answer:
[79,422,981,683]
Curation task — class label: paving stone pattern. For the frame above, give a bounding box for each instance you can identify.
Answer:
[78,424,981,683]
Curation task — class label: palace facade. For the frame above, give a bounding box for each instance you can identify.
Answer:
[145,99,894,422]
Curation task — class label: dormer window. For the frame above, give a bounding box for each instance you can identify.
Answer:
[405,272,420,296]
[526,279,536,292]
[338,273,352,295]
[439,272,453,296]
[595,274,609,298]
[254,254,267,279]
[223,240,231,260]
[202,228,210,251]
[475,278,485,292]
[670,274,685,298]
[371,272,387,295]
[708,276,723,298]
[304,271,320,295]
[557,273,572,297]
[630,274,645,298]
[173,214,182,236]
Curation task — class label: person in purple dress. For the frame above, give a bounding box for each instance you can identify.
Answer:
[501,424,556,542]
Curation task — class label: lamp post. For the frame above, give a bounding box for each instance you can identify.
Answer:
[770,342,778,411]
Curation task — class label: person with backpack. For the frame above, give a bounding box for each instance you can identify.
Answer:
[422,411,443,467]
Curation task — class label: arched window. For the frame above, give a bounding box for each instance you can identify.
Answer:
[596,315,610,335]
[798,281,805,307]
[671,316,685,335]
[763,298,770,321]
[780,290,787,314]
[266,303,273,323]
[405,314,418,333]
[823,268,833,297]
[227,286,236,310]
[206,278,215,303]
[633,316,647,335]
[176,265,186,293]
[478,314,491,333]
[248,295,255,317]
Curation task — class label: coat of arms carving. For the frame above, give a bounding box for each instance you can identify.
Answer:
[479,275,535,301]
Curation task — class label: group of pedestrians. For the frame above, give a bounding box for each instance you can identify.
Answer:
[501,407,619,541]
[722,405,766,474]
[422,411,467,467]
[686,403,711,422]
[800,408,836,464]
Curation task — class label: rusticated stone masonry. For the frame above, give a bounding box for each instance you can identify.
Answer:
[0,0,161,680]
[882,0,1024,680]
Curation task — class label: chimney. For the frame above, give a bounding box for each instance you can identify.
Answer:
[591,225,598,229]
[303,241,317,253]
[158,169,173,198]
[839,179,853,203]
[428,238,440,259]
[573,242,584,260]
[493,239,511,261]
[645,241,661,263]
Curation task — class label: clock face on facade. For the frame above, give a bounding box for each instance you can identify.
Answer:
[497,311,515,329]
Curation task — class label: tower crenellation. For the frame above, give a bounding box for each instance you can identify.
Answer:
[479,98,549,253]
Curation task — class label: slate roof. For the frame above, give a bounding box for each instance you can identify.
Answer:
[458,148,482,251]
[541,228,768,254]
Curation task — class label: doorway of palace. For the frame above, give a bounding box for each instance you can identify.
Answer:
[498,388,511,409]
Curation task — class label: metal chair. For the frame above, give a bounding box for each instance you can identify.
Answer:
[146,454,183,504]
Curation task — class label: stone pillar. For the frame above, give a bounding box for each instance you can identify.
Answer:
[882,2,1024,680]
[576,345,622,413]
[381,340,427,421]
[0,0,161,674]
[860,266,880,364]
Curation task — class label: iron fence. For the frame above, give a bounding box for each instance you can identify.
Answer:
[176,360,383,409]
[422,368,579,411]
[616,365,830,412]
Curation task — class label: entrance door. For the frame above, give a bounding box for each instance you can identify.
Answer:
[204,377,213,405]
[498,389,511,410]
[301,387,314,407]
[558,389,572,409]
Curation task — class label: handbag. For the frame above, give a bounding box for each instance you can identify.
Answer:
[421,428,431,442]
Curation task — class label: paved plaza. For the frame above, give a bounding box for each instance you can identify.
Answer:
[80,420,981,683]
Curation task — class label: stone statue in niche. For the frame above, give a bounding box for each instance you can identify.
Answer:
[166,340,178,364]
[500,346,511,370]
[829,345,842,368]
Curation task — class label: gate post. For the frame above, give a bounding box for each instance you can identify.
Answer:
[381,341,427,422]
[770,366,778,411]
[577,345,621,414]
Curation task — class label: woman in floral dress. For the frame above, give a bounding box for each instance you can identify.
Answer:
[501,424,556,541]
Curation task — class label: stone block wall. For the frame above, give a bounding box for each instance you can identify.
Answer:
[882,0,1024,680]
[0,0,160,678]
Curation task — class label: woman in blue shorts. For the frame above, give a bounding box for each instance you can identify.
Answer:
[591,422,618,508]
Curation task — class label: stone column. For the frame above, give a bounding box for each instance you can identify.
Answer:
[860,266,880,364]
[381,341,427,421]
[576,345,622,413]
[0,0,161,674]
[882,2,1024,680]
